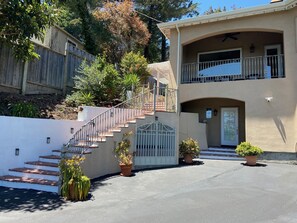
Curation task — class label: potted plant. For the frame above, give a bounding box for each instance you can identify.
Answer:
[179,138,200,164]
[235,142,264,166]
[60,155,91,201]
[114,131,133,176]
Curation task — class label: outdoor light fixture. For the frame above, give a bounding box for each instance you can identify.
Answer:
[15,148,19,156]
[214,109,218,116]
[46,137,51,144]
[265,97,273,102]
[70,128,74,134]
[250,44,255,53]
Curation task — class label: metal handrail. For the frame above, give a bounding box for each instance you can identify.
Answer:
[64,86,177,155]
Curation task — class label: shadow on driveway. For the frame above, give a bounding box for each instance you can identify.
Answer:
[0,187,67,213]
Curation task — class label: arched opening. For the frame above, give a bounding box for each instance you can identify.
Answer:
[182,98,245,147]
[181,31,284,84]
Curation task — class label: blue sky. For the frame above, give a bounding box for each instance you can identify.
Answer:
[196,0,270,14]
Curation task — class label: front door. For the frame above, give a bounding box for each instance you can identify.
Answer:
[221,107,239,146]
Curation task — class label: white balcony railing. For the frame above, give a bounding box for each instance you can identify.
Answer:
[181,55,285,84]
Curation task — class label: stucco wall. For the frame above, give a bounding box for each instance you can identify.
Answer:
[179,112,208,150]
[168,7,297,153]
[0,116,84,175]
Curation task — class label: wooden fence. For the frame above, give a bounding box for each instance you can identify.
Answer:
[0,42,95,95]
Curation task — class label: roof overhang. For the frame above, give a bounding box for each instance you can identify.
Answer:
[158,0,297,39]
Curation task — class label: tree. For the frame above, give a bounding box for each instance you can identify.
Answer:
[204,6,227,15]
[0,0,57,61]
[94,0,150,63]
[56,0,105,55]
[134,0,199,62]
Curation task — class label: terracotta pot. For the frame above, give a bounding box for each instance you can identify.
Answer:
[184,154,193,164]
[245,156,258,166]
[120,164,133,176]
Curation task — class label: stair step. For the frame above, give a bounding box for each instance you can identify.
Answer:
[9,168,59,181]
[39,155,61,160]
[109,128,121,133]
[0,175,58,186]
[25,161,59,171]
[200,151,238,156]
[9,168,59,176]
[199,155,244,161]
[71,143,99,148]
[53,149,92,155]
[0,175,59,193]
[207,147,236,152]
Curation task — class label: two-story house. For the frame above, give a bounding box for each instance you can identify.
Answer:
[158,0,297,160]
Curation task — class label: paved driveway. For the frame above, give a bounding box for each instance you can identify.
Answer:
[1,160,297,223]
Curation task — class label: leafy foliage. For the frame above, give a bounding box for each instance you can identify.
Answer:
[65,91,95,107]
[114,131,133,165]
[204,6,227,15]
[67,56,121,106]
[9,102,39,118]
[59,155,91,201]
[122,73,140,92]
[94,0,150,63]
[235,142,264,157]
[0,0,57,61]
[179,138,200,157]
[120,51,150,83]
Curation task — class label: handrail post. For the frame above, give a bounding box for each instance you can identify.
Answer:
[153,83,156,113]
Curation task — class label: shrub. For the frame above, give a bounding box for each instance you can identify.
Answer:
[9,102,39,118]
[65,92,95,107]
[67,56,121,106]
[120,52,150,83]
[179,138,200,157]
[235,142,264,157]
[60,156,91,201]
[114,131,133,165]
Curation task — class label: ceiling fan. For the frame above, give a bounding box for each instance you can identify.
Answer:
[222,32,240,42]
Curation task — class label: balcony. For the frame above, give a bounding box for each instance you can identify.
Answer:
[181,55,285,84]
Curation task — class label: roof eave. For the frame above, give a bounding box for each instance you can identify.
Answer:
[158,0,297,39]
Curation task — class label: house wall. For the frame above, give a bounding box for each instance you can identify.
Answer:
[168,7,297,155]
[183,32,283,64]
[0,116,84,175]
[181,99,245,147]
[179,112,208,150]
[32,26,84,54]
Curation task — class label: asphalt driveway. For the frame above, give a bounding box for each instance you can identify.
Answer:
[1,160,297,223]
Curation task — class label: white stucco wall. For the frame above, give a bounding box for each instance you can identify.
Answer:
[0,116,84,175]
[78,106,109,121]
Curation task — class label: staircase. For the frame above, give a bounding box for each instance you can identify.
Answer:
[0,86,176,193]
[0,151,60,193]
[199,147,244,161]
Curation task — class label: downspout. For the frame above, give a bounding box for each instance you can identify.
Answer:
[175,25,181,86]
[175,25,181,113]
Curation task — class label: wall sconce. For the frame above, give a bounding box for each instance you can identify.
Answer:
[70,128,74,134]
[214,109,218,116]
[265,96,273,102]
[46,137,51,144]
[15,148,20,156]
[250,44,255,53]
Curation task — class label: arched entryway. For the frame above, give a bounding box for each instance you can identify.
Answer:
[181,98,245,147]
